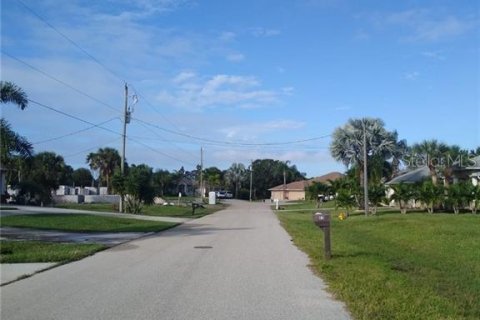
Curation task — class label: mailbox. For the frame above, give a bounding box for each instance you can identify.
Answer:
[313,212,332,259]
[313,212,330,229]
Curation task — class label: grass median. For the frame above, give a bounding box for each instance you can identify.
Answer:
[0,214,178,233]
[0,240,106,263]
[55,202,227,218]
[277,208,480,319]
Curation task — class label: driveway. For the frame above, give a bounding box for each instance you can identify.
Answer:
[1,200,350,320]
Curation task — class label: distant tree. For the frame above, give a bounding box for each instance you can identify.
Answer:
[204,167,223,191]
[251,159,305,199]
[86,147,121,193]
[446,181,470,214]
[335,188,356,216]
[72,168,93,187]
[0,81,28,110]
[390,183,415,214]
[410,140,449,186]
[126,164,155,213]
[225,163,247,198]
[467,184,480,214]
[368,184,386,214]
[18,152,68,204]
[417,180,444,213]
[152,169,172,197]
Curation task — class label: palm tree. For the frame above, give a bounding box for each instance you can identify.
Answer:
[368,184,386,214]
[390,183,414,214]
[330,118,398,192]
[225,163,246,198]
[417,180,444,213]
[411,140,449,186]
[86,147,121,193]
[1,119,33,185]
[1,81,28,110]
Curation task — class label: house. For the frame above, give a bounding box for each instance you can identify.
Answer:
[452,155,480,186]
[269,172,344,201]
[385,166,431,185]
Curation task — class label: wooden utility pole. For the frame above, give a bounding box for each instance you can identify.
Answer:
[249,160,253,202]
[120,83,128,213]
[200,147,204,199]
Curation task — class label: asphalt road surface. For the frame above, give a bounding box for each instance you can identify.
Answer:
[1,200,350,320]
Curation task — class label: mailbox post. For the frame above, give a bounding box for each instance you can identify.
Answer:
[313,212,331,260]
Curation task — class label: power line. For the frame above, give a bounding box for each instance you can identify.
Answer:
[63,137,121,158]
[132,117,331,146]
[134,120,199,161]
[128,84,183,131]
[28,98,194,166]
[127,136,196,166]
[2,51,121,113]
[16,0,125,84]
[15,0,191,140]
[28,99,122,137]
[32,117,121,145]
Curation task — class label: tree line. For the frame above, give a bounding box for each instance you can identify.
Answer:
[325,117,480,215]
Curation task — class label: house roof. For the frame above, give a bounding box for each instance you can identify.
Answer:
[268,171,344,191]
[385,166,431,185]
[452,155,480,171]
[310,171,344,184]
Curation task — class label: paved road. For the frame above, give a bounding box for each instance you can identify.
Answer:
[1,200,350,320]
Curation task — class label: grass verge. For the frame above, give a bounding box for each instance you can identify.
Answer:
[0,240,106,263]
[55,202,227,218]
[0,214,178,233]
[277,208,480,319]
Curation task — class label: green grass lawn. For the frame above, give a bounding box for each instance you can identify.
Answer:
[278,208,480,320]
[55,202,226,218]
[0,214,178,233]
[0,240,106,263]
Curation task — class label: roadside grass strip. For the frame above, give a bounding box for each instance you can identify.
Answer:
[0,214,178,233]
[277,209,480,320]
[0,240,106,263]
[56,202,227,218]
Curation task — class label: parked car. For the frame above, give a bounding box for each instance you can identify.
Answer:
[216,191,233,199]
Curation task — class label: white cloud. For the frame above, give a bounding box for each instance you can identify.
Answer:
[404,71,420,80]
[219,120,306,140]
[226,53,245,62]
[156,73,281,110]
[250,27,281,37]
[421,51,446,61]
[173,71,197,83]
[219,31,236,41]
[385,9,476,42]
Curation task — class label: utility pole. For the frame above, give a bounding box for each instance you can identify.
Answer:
[249,160,253,202]
[362,119,369,216]
[283,169,286,201]
[120,83,129,213]
[200,147,204,199]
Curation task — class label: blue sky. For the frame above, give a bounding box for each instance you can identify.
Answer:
[1,0,479,177]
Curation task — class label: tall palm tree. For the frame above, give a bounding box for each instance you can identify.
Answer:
[330,118,398,190]
[0,81,28,110]
[411,140,449,186]
[86,147,121,193]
